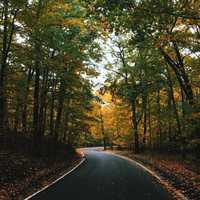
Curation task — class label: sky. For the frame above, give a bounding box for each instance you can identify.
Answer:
[15,1,117,90]
[89,37,118,89]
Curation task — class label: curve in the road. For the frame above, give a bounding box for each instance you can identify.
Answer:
[28,149,174,200]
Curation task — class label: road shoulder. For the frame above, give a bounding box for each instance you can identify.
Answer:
[106,150,194,200]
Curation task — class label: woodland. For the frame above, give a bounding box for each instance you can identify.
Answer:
[0,0,200,168]
[0,0,200,198]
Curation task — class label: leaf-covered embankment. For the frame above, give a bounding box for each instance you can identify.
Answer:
[0,135,83,200]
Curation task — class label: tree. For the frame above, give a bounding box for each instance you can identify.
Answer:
[0,0,28,133]
[87,0,200,156]
[0,0,100,155]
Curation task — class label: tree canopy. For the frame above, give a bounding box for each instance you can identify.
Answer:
[0,0,199,158]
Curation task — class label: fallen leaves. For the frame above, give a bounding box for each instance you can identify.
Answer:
[112,150,200,200]
[0,149,81,200]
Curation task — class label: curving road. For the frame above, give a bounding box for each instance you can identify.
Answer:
[29,149,173,200]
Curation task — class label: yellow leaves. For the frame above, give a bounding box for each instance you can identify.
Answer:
[99,92,112,104]
[39,1,85,30]
[89,91,132,144]
[42,16,84,30]
[63,18,85,30]
[47,1,71,13]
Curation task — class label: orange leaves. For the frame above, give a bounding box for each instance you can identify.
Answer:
[191,112,200,119]
[155,34,175,48]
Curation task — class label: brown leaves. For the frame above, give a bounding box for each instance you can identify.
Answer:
[0,189,9,200]
[0,149,81,200]
[113,151,200,200]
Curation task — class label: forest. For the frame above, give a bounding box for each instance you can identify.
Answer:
[0,0,101,155]
[0,0,200,199]
[84,0,200,158]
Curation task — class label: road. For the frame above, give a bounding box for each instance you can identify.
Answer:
[29,149,173,200]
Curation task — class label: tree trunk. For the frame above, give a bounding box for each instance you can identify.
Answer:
[147,96,152,149]
[63,98,70,143]
[156,90,162,150]
[159,47,193,104]
[33,58,41,147]
[0,0,8,134]
[167,90,172,142]
[50,75,56,136]
[172,41,193,105]
[131,99,139,153]
[32,0,43,153]
[22,67,33,133]
[38,67,49,137]
[142,93,148,146]
[54,78,66,142]
[167,68,182,137]
[14,103,20,133]
[100,107,106,150]
[0,2,18,133]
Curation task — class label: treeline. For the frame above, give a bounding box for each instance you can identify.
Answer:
[88,0,200,157]
[0,0,99,155]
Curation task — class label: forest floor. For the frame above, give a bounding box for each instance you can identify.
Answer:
[109,150,200,200]
[0,148,83,200]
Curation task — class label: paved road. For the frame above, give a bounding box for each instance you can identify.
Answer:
[30,149,173,200]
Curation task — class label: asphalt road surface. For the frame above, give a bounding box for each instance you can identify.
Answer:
[29,149,173,200]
